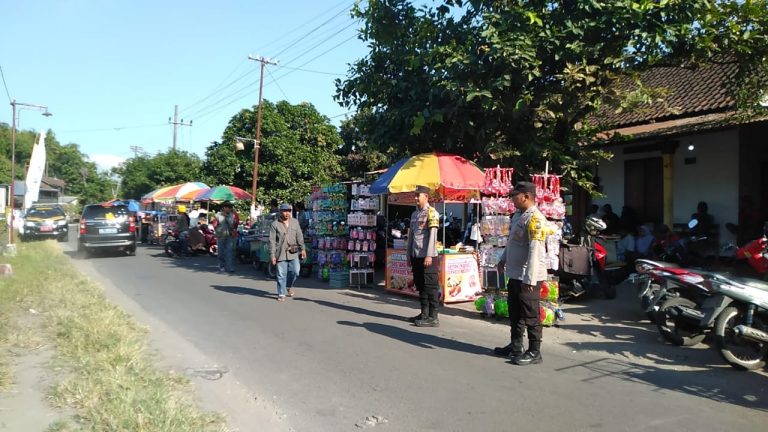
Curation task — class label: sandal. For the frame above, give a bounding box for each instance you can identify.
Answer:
[287,289,295,298]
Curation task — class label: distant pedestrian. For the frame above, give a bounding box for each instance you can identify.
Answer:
[494,181,549,366]
[269,203,306,302]
[406,185,441,327]
[213,201,239,273]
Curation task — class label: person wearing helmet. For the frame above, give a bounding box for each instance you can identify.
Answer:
[493,181,551,366]
[176,205,191,256]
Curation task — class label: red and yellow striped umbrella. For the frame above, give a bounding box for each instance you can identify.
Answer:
[370,152,485,201]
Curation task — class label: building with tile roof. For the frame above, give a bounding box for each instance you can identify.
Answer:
[589,60,768,248]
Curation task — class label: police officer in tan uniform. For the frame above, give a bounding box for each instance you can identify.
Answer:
[406,185,441,327]
[494,181,549,365]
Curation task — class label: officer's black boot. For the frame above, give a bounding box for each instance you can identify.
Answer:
[513,341,542,366]
[493,338,524,358]
[408,304,429,323]
[415,308,439,327]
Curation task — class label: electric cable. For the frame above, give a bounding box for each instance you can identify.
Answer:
[0,65,12,104]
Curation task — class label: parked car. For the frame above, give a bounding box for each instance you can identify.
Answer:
[20,204,69,242]
[77,204,136,257]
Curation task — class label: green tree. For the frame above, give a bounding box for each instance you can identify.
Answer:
[114,150,203,200]
[336,0,768,191]
[202,100,344,207]
[336,113,390,179]
[0,124,114,205]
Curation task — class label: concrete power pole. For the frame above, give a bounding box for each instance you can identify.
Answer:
[168,105,192,151]
[129,145,144,158]
[246,55,278,211]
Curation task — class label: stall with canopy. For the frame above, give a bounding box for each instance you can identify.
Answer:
[370,152,486,303]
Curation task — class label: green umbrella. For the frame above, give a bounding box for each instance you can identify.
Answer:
[192,185,252,202]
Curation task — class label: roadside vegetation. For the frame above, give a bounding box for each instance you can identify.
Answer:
[0,241,227,431]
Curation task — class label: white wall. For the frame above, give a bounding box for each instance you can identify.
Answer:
[594,129,739,245]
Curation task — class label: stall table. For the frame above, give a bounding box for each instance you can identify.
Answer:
[385,248,481,303]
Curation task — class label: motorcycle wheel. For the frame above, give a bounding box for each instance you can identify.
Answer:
[655,297,706,347]
[714,306,768,371]
[164,241,179,257]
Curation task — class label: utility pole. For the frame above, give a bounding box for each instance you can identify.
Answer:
[129,145,144,158]
[247,55,278,213]
[168,105,192,151]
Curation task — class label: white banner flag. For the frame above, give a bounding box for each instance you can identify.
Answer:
[24,131,47,209]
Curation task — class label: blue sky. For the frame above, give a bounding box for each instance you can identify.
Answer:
[1,0,369,171]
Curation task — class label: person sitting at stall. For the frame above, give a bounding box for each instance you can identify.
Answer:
[601,204,620,235]
[690,201,714,237]
[651,224,681,260]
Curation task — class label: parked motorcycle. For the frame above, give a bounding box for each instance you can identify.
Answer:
[557,216,614,301]
[652,266,716,346]
[732,222,768,279]
[164,225,217,257]
[630,258,679,322]
[707,273,768,370]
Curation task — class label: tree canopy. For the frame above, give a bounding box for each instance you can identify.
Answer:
[0,123,114,205]
[336,0,768,191]
[201,100,343,207]
[114,150,203,200]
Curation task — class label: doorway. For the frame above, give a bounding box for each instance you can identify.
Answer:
[625,157,663,225]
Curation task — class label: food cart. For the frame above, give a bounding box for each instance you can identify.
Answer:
[370,152,485,304]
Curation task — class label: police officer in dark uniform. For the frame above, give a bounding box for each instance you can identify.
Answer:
[494,181,550,365]
[406,185,441,327]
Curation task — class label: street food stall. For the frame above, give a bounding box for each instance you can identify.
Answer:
[370,152,485,303]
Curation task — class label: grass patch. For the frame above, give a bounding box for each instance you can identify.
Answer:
[0,241,228,431]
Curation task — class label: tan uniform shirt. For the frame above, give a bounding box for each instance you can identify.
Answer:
[406,205,440,258]
[504,206,550,285]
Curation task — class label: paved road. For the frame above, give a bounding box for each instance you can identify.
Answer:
[63,237,768,432]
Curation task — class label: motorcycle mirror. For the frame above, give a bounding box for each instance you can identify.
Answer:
[688,219,699,230]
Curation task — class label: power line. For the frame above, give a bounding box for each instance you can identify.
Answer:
[266,66,289,101]
[179,1,353,117]
[274,65,346,76]
[191,33,359,123]
[183,18,358,121]
[0,65,12,104]
[271,1,355,59]
[57,123,167,133]
[329,110,355,119]
[279,20,359,67]
[179,59,250,115]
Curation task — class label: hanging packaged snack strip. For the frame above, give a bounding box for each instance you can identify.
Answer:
[348,182,377,287]
[308,183,350,285]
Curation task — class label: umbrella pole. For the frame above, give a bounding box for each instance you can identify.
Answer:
[442,201,446,247]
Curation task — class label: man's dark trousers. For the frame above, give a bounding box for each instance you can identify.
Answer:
[508,279,542,350]
[412,257,439,317]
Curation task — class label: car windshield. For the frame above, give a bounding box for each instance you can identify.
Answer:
[82,205,130,221]
[25,207,65,218]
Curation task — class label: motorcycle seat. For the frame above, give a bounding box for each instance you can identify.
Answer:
[739,278,768,292]
[636,259,679,269]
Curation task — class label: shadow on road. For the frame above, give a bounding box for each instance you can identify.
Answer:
[294,297,406,322]
[338,320,494,357]
[555,355,768,412]
[211,284,275,299]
